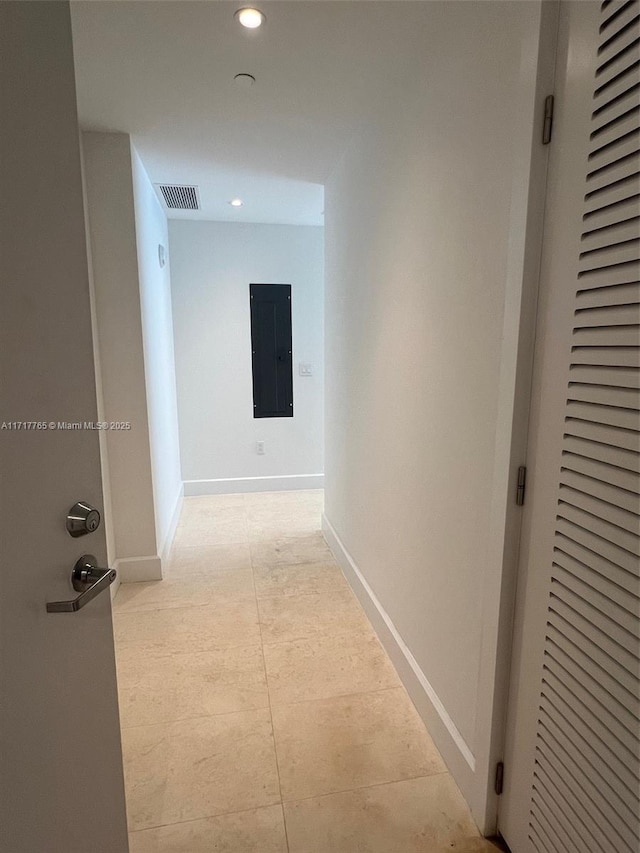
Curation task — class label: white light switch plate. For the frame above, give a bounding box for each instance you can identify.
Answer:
[299,363,313,376]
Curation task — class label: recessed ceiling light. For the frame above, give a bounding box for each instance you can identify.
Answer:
[235,7,265,29]
[229,198,244,207]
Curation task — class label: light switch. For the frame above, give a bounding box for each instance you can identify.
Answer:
[299,363,313,376]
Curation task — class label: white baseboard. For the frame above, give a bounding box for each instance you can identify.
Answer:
[184,474,324,496]
[113,554,162,583]
[322,513,477,803]
[160,482,184,564]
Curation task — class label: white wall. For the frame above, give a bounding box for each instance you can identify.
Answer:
[83,132,183,578]
[323,0,551,833]
[131,147,183,554]
[82,132,160,580]
[169,221,324,493]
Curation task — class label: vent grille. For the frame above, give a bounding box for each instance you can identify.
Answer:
[528,2,640,852]
[156,184,200,210]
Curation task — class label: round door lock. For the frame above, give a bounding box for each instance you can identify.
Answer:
[66,501,101,537]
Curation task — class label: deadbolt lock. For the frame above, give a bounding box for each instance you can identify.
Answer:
[66,501,101,537]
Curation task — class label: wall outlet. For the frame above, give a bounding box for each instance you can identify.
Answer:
[256,440,265,455]
[299,363,313,376]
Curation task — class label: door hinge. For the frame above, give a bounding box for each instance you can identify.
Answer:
[516,466,527,506]
[495,761,505,796]
[542,94,554,145]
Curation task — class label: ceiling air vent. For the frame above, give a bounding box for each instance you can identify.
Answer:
[156,184,200,211]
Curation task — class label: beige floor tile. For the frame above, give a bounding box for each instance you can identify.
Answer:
[166,543,252,575]
[183,494,246,512]
[283,775,491,853]
[122,710,280,831]
[258,589,371,644]
[247,517,323,542]
[114,600,261,653]
[114,568,254,613]
[272,688,446,801]
[177,507,247,531]
[263,631,400,706]
[117,645,268,727]
[250,533,334,570]
[243,490,290,505]
[115,489,484,853]
[297,490,323,502]
[296,498,324,512]
[173,519,248,548]
[253,560,347,598]
[128,805,288,853]
[245,507,321,525]
[243,490,323,507]
[245,501,317,518]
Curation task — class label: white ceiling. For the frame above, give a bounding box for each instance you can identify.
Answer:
[71,1,435,226]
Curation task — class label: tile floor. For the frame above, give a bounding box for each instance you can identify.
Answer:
[113,490,503,853]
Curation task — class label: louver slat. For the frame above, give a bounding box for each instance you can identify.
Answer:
[581,217,640,250]
[553,544,639,615]
[575,260,640,287]
[579,239,640,267]
[574,304,640,327]
[549,582,638,660]
[561,448,639,490]
[569,346,639,367]
[589,122,640,164]
[544,629,640,737]
[597,9,640,62]
[583,169,640,210]
[601,0,640,35]
[552,553,640,628]
[593,78,640,119]
[592,87,640,133]
[531,784,583,853]
[589,109,640,150]
[547,607,639,700]
[571,324,639,345]
[575,344,639,366]
[593,61,640,109]
[582,193,640,230]
[586,158,640,195]
[561,433,640,472]
[532,764,608,853]
[564,416,639,451]
[568,363,640,387]
[534,722,632,852]
[537,708,638,847]
[565,397,640,428]
[540,670,638,811]
[575,278,640,303]
[545,621,639,718]
[554,526,640,594]
[596,36,640,86]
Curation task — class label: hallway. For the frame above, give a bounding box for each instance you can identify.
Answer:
[113,491,501,852]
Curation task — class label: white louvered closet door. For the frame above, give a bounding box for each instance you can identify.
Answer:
[499,2,639,852]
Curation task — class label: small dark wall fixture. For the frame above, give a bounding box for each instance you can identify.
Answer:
[250,283,293,418]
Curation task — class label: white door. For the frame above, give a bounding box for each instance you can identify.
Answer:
[0,4,129,852]
[499,1,640,851]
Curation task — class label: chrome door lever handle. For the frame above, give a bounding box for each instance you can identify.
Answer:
[46,555,116,613]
